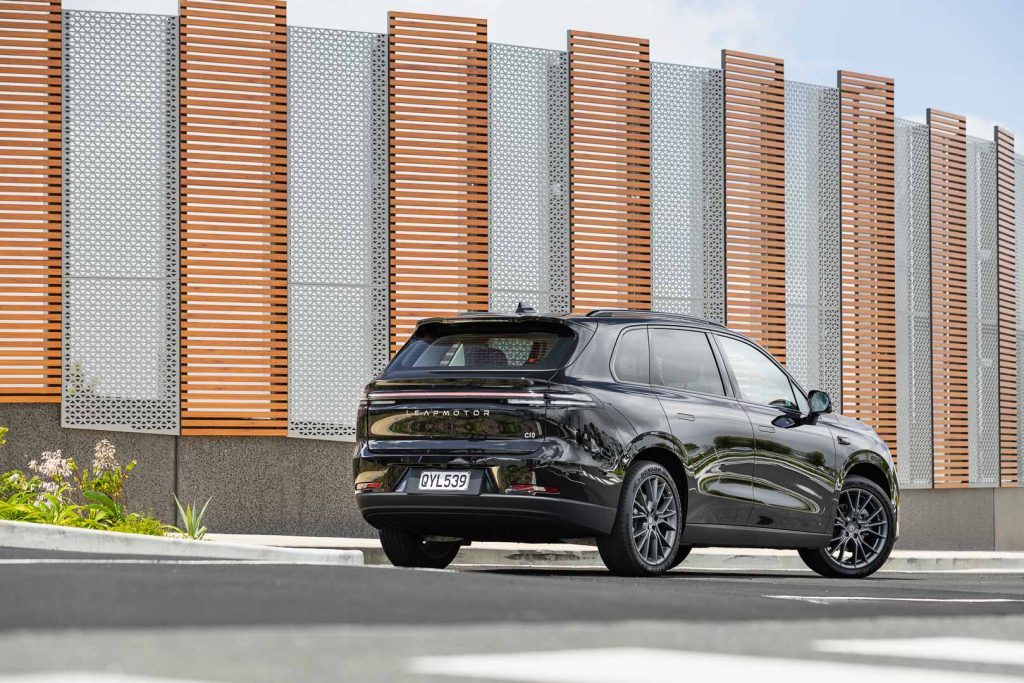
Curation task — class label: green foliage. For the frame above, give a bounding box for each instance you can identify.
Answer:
[169,494,211,540]
[109,514,165,536]
[83,489,128,525]
[0,432,183,539]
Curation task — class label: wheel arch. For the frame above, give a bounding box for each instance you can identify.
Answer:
[630,445,689,511]
[842,455,896,504]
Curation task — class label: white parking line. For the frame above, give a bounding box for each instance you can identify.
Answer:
[408,647,1016,682]
[815,637,1024,666]
[0,559,310,565]
[765,594,1024,605]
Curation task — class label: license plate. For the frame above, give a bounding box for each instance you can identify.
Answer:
[418,470,471,492]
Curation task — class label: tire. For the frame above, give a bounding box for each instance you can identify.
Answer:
[379,528,461,569]
[799,474,896,579]
[668,545,692,570]
[598,461,683,577]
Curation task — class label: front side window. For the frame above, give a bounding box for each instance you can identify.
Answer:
[612,327,649,384]
[717,336,798,410]
[649,328,724,396]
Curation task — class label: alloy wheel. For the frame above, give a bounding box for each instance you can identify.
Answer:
[630,473,678,565]
[827,487,889,570]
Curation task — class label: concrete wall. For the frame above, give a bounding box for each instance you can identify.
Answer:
[0,404,374,538]
[3,403,1023,548]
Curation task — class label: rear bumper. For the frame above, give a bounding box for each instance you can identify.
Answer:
[356,492,616,542]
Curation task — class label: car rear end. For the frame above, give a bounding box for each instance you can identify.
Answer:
[353,314,618,543]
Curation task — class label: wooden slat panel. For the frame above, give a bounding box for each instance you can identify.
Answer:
[929,109,969,487]
[723,50,785,359]
[180,0,287,435]
[388,12,488,350]
[569,31,650,311]
[838,71,897,462]
[0,0,61,402]
[996,126,1018,485]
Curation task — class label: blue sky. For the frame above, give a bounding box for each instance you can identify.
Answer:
[70,0,1024,138]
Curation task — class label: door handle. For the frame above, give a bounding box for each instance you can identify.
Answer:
[676,412,695,421]
[758,425,775,433]
[837,436,852,445]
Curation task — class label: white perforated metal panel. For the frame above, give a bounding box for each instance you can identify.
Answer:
[967,137,1000,485]
[895,118,933,487]
[287,28,388,441]
[784,81,840,399]
[61,10,179,434]
[650,63,723,322]
[488,43,569,314]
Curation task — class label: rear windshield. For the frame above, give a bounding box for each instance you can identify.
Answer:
[393,322,577,371]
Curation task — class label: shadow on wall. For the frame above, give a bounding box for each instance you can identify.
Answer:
[0,403,374,538]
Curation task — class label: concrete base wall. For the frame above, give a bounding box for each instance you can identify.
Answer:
[0,404,374,538]
[3,403,1023,548]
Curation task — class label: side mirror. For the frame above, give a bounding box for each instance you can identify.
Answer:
[807,390,833,415]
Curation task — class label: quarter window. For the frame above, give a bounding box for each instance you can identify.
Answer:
[612,328,649,384]
[717,336,798,410]
[649,328,724,396]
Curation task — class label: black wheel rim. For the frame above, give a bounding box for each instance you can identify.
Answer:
[631,473,678,565]
[827,488,889,570]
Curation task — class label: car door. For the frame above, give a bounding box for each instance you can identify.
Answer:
[648,326,756,526]
[713,334,838,534]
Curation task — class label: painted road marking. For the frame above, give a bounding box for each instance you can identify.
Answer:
[765,594,1024,605]
[0,674,208,683]
[815,637,1024,666]
[0,559,318,566]
[409,647,1018,682]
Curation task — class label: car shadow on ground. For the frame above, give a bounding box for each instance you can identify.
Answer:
[459,567,921,581]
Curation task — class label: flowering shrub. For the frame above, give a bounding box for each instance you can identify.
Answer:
[0,432,170,537]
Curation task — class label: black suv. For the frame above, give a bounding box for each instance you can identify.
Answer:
[353,309,898,578]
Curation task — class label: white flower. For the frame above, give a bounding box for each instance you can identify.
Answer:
[92,439,118,473]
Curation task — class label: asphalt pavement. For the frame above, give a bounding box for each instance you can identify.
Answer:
[3,547,1024,681]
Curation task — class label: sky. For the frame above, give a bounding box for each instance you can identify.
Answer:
[68,0,1024,140]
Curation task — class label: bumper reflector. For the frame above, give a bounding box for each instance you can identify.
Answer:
[507,484,559,495]
[356,482,383,491]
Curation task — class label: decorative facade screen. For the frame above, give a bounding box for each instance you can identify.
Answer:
[650,63,724,323]
[0,0,62,403]
[722,50,786,361]
[388,12,489,351]
[995,128,1018,485]
[967,137,999,485]
[928,109,969,487]
[895,117,933,487]
[488,43,569,315]
[568,30,651,312]
[784,80,840,401]
[62,10,179,433]
[838,71,897,462]
[287,28,388,441]
[179,0,289,436]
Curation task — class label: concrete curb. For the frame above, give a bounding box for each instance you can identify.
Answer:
[0,520,363,565]
[206,533,1024,572]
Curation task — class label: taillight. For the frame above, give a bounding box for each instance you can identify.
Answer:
[506,392,596,408]
[355,481,382,492]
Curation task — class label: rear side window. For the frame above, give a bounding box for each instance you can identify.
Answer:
[649,328,724,396]
[612,328,649,384]
[394,324,576,370]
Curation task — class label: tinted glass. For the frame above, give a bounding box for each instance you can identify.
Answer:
[395,323,576,370]
[612,328,649,384]
[649,328,724,395]
[717,336,798,410]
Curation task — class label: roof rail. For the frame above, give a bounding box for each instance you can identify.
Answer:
[584,309,727,328]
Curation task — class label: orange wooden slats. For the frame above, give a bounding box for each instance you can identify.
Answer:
[568,31,650,312]
[995,126,1018,485]
[388,11,488,351]
[0,0,61,403]
[722,50,785,360]
[179,0,288,436]
[928,109,969,487]
[838,71,897,462]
